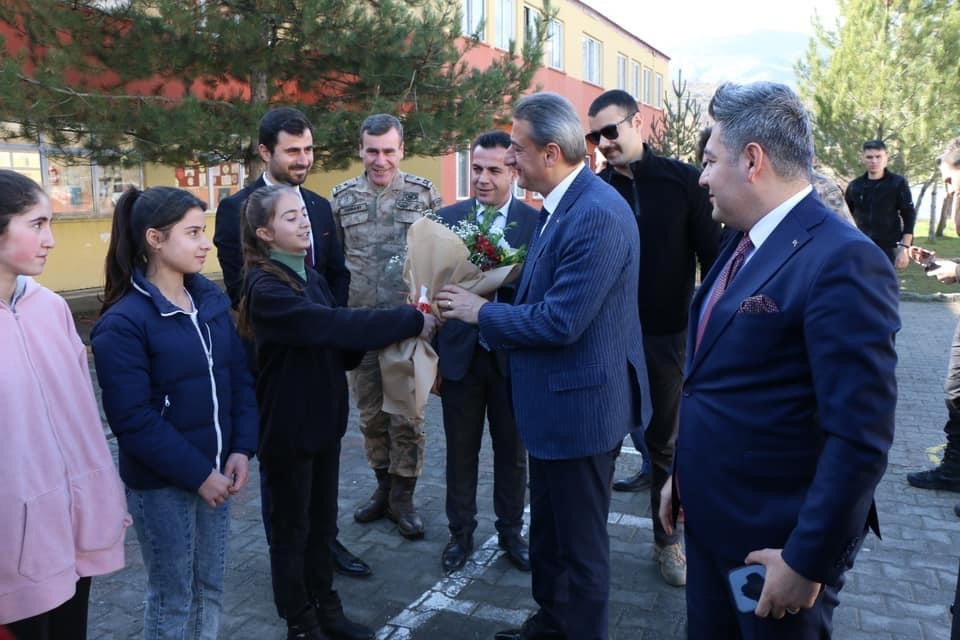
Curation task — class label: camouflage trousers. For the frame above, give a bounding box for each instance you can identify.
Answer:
[348,350,425,478]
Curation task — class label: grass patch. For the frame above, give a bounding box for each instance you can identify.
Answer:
[898,220,960,296]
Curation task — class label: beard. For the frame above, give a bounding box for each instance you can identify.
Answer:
[271,162,310,186]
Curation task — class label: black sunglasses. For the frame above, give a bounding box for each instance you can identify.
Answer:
[585,112,637,145]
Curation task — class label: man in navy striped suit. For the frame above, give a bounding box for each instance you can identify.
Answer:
[437,92,651,640]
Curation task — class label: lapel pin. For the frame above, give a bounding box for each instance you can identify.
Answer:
[792,239,799,248]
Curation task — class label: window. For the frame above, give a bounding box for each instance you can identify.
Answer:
[513,181,526,200]
[0,148,43,185]
[455,149,470,200]
[631,61,640,100]
[642,67,652,105]
[46,157,95,217]
[655,73,664,109]
[495,0,515,49]
[582,35,602,85]
[209,163,243,208]
[547,19,564,69]
[462,0,485,38]
[616,54,627,91]
[174,162,245,209]
[524,5,536,43]
[94,163,143,217]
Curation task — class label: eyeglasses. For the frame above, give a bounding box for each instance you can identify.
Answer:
[585,113,637,145]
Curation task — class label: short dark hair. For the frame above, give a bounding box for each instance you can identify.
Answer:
[360,114,403,142]
[862,139,887,152]
[937,137,960,169]
[472,130,511,151]
[588,89,638,117]
[259,107,313,153]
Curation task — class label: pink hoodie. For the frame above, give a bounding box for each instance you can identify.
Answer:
[0,277,129,624]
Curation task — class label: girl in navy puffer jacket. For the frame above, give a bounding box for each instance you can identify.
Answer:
[92,187,258,640]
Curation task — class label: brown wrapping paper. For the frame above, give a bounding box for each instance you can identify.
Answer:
[379,217,522,419]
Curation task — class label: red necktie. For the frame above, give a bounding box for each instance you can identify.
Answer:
[695,234,754,353]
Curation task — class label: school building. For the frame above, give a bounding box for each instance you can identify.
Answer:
[0,1,668,296]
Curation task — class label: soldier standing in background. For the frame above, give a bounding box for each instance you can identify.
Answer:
[331,114,442,540]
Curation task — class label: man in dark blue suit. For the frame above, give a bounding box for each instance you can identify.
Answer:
[434,130,538,575]
[437,93,651,640]
[659,82,899,638]
[213,108,373,593]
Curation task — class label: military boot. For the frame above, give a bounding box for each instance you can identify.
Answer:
[907,446,960,492]
[387,475,424,539]
[353,468,390,523]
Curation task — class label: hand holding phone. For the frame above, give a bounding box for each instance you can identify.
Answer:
[908,245,939,270]
[728,564,766,613]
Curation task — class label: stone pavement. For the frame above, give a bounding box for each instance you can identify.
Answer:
[79,300,960,640]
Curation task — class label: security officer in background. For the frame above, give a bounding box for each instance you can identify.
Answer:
[331,113,442,540]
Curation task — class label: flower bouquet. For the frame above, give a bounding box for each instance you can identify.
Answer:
[379,213,527,420]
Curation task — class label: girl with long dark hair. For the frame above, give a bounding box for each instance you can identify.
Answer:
[92,186,258,640]
[240,184,435,640]
[0,170,128,639]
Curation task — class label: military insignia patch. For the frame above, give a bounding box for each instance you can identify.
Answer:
[339,203,367,216]
[404,174,433,189]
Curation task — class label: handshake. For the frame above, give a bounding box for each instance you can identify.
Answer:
[905,244,958,284]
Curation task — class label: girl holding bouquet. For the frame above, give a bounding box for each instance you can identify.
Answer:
[238,184,435,640]
[0,170,128,639]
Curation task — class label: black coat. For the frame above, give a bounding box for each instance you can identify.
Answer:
[244,263,422,465]
[214,176,351,308]
[598,145,721,335]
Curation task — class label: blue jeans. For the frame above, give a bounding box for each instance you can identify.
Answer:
[127,486,230,640]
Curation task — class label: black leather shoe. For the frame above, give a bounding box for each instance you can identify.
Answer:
[331,539,372,578]
[441,536,473,573]
[320,614,373,640]
[907,464,960,492]
[288,606,331,640]
[612,468,651,492]
[494,614,565,639]
[498,534,530,572]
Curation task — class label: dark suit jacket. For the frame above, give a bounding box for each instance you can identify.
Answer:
[434,197,538,381]
[478,167,652,459]
[213,176,350,308]
[677,192,899,586]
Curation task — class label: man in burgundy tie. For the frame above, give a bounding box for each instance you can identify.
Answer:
[659,82,899,639]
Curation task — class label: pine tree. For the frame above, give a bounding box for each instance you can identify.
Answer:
[796,0,960,182]
[648,69,703,164]
[0,0,548,173]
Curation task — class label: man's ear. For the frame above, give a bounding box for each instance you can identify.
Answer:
[258,144,273,164]
[743,143,764,180]
[543,142,561,168]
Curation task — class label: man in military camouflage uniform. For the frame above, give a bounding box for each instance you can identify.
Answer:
[331,113,442,540]
[812,169,855,226]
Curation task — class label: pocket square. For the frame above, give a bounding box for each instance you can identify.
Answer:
[738,294,780,314]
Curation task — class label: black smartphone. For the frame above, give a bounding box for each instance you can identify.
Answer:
[727,564,766,614]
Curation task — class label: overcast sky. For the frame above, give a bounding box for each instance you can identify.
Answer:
[583,0,841,87]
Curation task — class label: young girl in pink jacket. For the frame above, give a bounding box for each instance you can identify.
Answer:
[0,170,128,639]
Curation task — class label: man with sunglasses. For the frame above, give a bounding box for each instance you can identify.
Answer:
[587,89,722,588]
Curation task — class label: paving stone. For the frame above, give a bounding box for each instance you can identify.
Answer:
[80,300,960,638]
